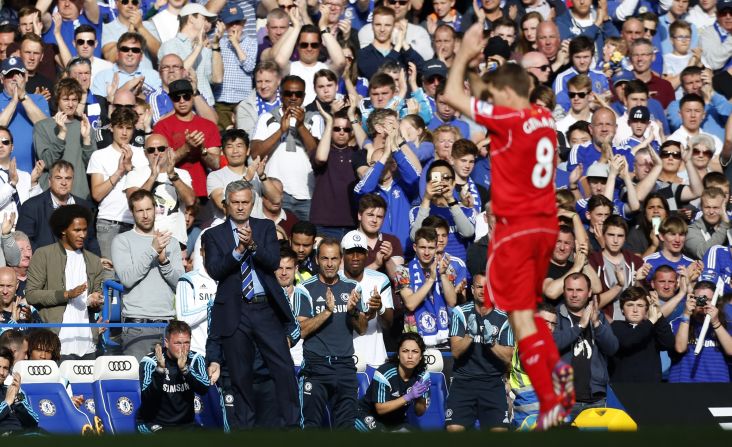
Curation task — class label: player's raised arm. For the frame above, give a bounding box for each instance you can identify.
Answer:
[444,23,487,120]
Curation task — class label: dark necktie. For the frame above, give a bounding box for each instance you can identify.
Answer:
[241,252,254,302]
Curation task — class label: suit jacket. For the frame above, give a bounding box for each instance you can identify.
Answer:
[16,190,101,256]
[203,217,299,342]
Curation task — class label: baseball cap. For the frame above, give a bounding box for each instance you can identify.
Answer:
[0,57,26,77]
[168,79,194,95]
[341,230,368,251]
[718,0,732,12]
[586,162,609,179]
[484,36,511,60]
[220,4,245,23]
[611,70,634,87]
[180,3,217,17]
[628,106,650,123]
[422,59,447,79]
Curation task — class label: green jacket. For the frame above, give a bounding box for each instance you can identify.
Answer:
[25,242,104,332]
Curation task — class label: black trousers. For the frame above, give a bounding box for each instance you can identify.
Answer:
[221,302,299,429]
[300,358,357,429]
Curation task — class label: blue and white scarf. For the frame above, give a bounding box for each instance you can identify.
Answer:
[257,92,281,116]
[408,258,450,346]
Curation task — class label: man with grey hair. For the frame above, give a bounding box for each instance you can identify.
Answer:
[203,179,300,429]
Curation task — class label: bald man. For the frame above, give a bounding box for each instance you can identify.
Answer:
[124,133,195,246]
[536,22,569,79]
[566,107,634,176]
[521,51,552,84]
[148,54,218,126]
[0,267,40,328]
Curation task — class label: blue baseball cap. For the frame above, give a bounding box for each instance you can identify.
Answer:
[611,70,634,87]
[220,4,245,24]
[0,56,25,77]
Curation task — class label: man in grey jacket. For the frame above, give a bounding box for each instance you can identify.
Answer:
[554,272,619,420]
[236,60,281,136]
[111,189,184,360]
[685,187,731,260]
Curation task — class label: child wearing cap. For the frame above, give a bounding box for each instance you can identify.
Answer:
[619,105,661,154]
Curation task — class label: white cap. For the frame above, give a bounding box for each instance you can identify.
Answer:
[179,3,217,17]
[586,162,609,179]
[341,230,368,251]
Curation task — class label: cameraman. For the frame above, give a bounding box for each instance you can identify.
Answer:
[669,282,732,383]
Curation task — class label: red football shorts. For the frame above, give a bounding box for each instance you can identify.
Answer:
[485,215,558,312]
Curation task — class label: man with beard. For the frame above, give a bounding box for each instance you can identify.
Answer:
[341,230,392,367]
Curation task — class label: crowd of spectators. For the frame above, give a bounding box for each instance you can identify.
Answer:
[0,0,730,433]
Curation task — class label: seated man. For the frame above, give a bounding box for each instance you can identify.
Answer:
[137,320,210,432]
[0,346,39,434]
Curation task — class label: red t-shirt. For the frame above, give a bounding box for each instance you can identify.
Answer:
[153,114,222,197]
[471,99,557,219]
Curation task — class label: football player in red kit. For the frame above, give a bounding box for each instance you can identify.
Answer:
[444,22,575,430]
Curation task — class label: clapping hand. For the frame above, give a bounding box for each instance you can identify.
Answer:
[325,287,336,312]
[403,378,431,402]
[177,346,189,371]
[154,343,166,369]
[1,212,15,235]
[367,285,382,317]
[65,283,87,300]
[347,287,361,314]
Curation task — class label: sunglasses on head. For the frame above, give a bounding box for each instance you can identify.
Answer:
[299,41,321,49]
[282,90,305,98]
[0,138,11,146]
[145,145,167,154]
[170,92,193,102]
[333,126,352,133]
[692,148,714,157]
[568,91,588,99]
[119,46,142,54]
[75,39,95,47]
[120,0,140,5]
[659,150,682,160]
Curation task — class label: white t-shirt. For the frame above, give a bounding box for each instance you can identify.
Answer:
[126,167,193,245]
[668,127,723,155]
[663,53,692,100]
[151,9,180,45]
[288,61,328,106]
[556,112,592,140]
[59,249,95,357]
[252,109,323,200]
[350,268,393,367]
[175,269,217,355]
[86,146,149,223]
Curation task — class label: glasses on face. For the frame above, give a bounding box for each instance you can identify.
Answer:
[160,64,183,72]
[75,39,95,47]
[672,35,691,41]
[299,41,321,50]
[387,0,409,5]
[719,9,732,17]
[531,64,551,72]
[0,138,11,146]
[112,103,135,109]
[692,147,714,157]
[170,92,192,102]
[660,150,682,159]
[145,145,167,153]
[119,46,142,54]
[644,27,657,36]
[120,0,140,5]
[278,3,296,10]
[425,75,444,84]
[568,91,589,99]
[282,90,305,98]
[333,126,352,133]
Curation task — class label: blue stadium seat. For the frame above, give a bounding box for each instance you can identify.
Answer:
[365,364,377,381]
[13,360,94,435]
[194,385,229,431]
[101,280,124,350]
[92,356,140,434]
[407,372,448,430]
[59,360,96,422]
[356,372,370,399]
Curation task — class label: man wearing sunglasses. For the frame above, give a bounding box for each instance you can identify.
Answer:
[250,75,322,221]
[125,133,195,246]
[60,25,113,82]
[556,74,593,139]
[553,36,610,113]
[40,0,101,60]
[153,79,222,200]
[158,3,223,107]
[91,32,162,99]
[101,0,161,68]
[357,0,433,60]
[521,51,552,85]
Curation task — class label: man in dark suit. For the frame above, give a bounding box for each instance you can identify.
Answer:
[203,179,300,429]
[16,160,101,257]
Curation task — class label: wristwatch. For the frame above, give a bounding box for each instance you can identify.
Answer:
[447,200,459,207]
[259,172,268,182]
[168,172,180,182]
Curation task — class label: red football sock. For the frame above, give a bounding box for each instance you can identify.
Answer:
[533,315,560,369]
[518,332,557,412]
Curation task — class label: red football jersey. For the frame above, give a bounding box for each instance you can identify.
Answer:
[472,99,558,218]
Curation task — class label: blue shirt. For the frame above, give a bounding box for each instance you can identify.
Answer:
[427,116,471,139]
[408,204,476,260]
[230,220,264,296]
[0,92,49,173]
[566,142,634,175]
[147,88,172,126]
[702,245,732,294]
[470,156,490,192]
[643,251,695,280]
[42,13,101,58]
[669,317,731,383]
[91,64,162,98]
[215,33,257,103]
[553,67,610,112]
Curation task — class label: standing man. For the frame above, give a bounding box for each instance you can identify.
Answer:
[293,237,366,429]
[111,189,184,360]
[90,32,162,99]
[203,180,300,429]
[444,22,573,429]
[341,230,393,368]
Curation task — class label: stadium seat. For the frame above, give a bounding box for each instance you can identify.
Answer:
[59,360,96,421]
[365,364,377,381]
[92,356,140,434]
[407,349,448,430]
[356,372,370,399]
[101,280,124,350]
[194,385,229,431]
[13,360,95,435]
